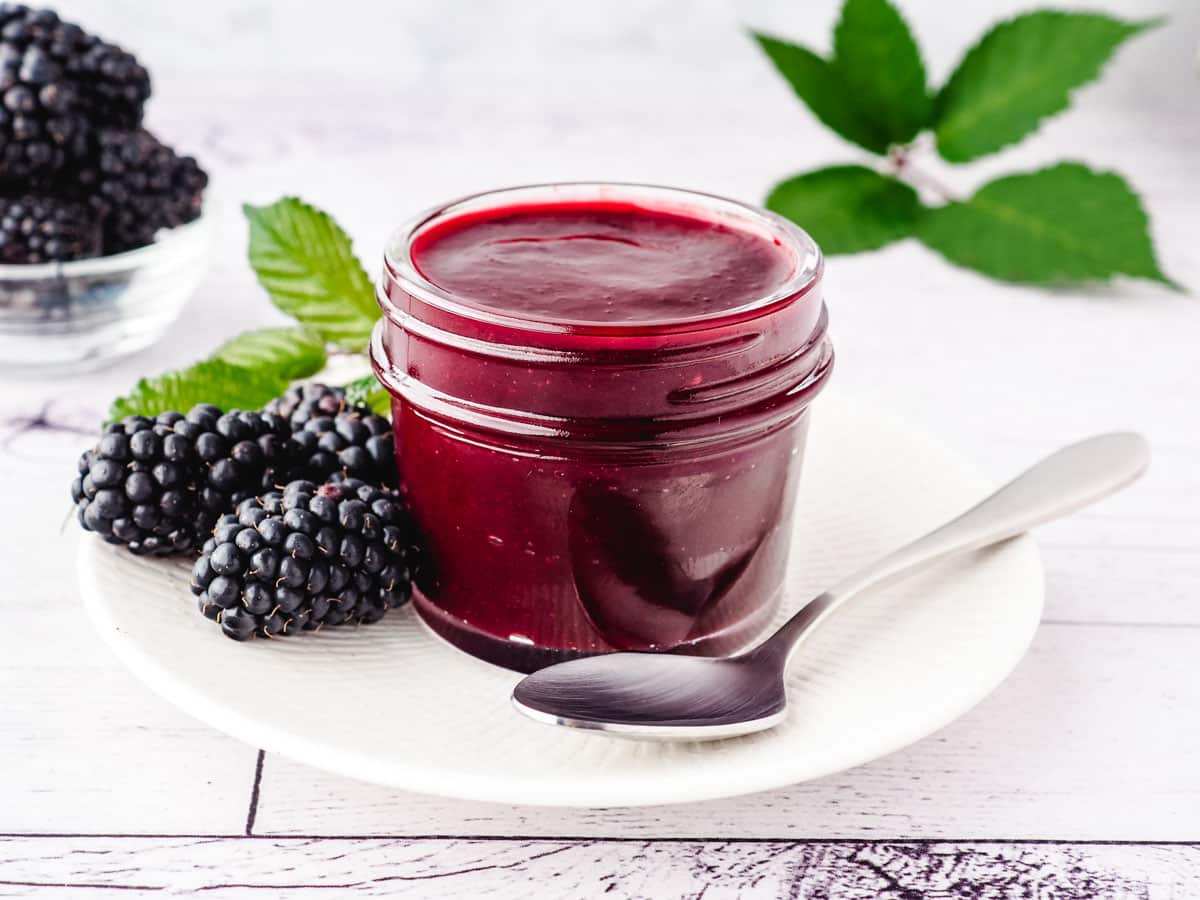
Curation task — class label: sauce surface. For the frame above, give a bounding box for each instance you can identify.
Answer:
[410,202,793,324]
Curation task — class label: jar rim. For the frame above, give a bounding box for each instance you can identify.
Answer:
[382,182,823,337]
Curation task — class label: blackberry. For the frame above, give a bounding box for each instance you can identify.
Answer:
[73,404,303,556]
[0,191,99,261]
[264,382,349,429]
[71,410,212,556]
[75,128,206,253]
[190,477,420,641]
[293,409,396,487]
[0,5,150,181]
[264,383,397,487]
[69,36,149,128]
[171,404,303,510]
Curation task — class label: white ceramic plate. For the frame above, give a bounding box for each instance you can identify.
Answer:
[79,391,1044,807]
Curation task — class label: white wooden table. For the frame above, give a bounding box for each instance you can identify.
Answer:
[2,1,1198,895]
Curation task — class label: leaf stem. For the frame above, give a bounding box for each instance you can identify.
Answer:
[889,148,959,204]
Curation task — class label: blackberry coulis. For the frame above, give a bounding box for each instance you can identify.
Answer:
[190,478,420,641]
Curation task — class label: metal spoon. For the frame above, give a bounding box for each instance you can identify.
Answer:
[512,432,1150,741]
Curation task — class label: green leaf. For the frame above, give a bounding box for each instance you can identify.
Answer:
[767,165,921,254]
[212,327,327,380]
[935,12,1155,162]
[753,0,930,155]
[832,0,931,146]
[916,163,1178,287]
[752,32,891,154]
[244,197,379,351]
[109,360,292,422]
[343,374,393,418]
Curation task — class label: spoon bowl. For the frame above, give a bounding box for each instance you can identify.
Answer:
[512,651,788,740]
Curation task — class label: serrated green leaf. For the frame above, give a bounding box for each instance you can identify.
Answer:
[832,0,931,146]
[752,32,891,154]
[935,12,1154,162]
[767,165,921,254]
[244,198,379,351]
[109,360,292,422]
[343,374,393,418]
[212,327,327,380]
[916,163,1178,288]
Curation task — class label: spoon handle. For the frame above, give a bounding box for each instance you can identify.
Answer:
[758,432,1150,661]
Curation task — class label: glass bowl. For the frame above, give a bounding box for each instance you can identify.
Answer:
[0,204,215,377]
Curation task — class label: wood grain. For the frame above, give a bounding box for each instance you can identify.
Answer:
[1,837,1197,898]
[0,600,259,835]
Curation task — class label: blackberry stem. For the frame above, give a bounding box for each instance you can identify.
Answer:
[888,146,959,204]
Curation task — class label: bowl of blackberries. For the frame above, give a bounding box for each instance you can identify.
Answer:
[0,5,210,375]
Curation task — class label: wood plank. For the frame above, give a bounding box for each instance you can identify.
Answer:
[252,623,1200,840]
[0,400,260,834]
[0,603,259,834]
[0,836,1196,898]
[1043,543,1200,626]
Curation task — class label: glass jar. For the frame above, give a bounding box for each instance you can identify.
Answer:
[372,183,832,672]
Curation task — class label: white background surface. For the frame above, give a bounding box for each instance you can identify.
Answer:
[1,0,1198,896]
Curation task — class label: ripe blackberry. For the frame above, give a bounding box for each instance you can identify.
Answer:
[0,191,99,261]
[190,477,420,641]
[75,128,207,253]
[293,409,396,487]
[264,382,349,429]
[69,36,149,128]
[264,383,397,487]
[73,404,304,556]
[71,410,211,556]
[170,404,303,510]
[0,6,150,181]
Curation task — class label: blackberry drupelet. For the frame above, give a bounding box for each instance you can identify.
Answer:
[0,191,99,261]
[71,410,212,556]
[0,5,150,181]
[190,477,420,640]
[75,128,207,253]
